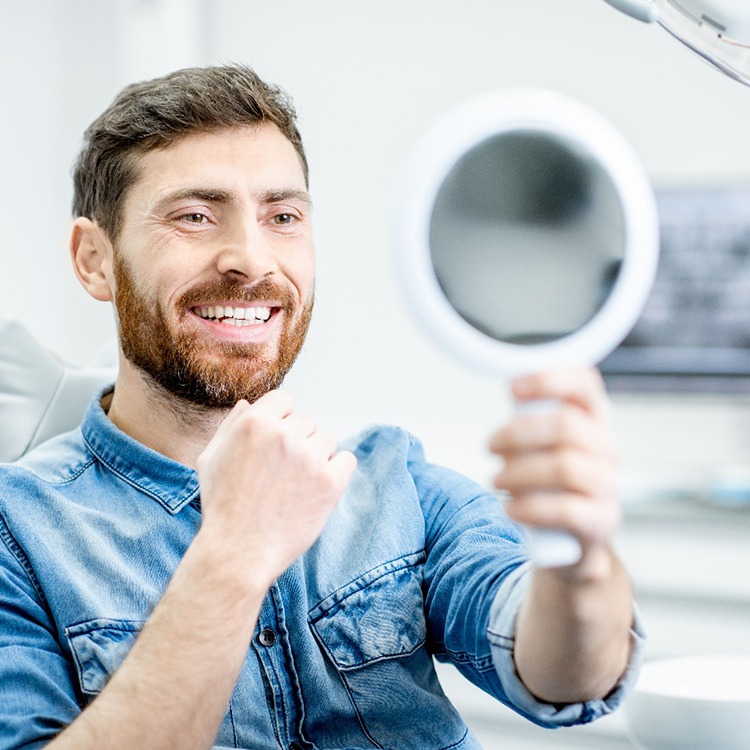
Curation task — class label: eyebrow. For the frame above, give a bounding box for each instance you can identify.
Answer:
[154,187,312,213]
[157,188,233,209]
[261,188,313,208]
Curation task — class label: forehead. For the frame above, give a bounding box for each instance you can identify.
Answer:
[127,123,307,202]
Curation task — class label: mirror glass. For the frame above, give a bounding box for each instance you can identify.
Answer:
[395,88,660,377]
[429,131,626,345]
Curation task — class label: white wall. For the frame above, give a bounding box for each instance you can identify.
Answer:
[3,0,750,485]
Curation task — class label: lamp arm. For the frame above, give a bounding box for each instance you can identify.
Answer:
[601,0,660,23]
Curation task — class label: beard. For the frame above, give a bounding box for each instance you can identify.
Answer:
[113,252,313,409]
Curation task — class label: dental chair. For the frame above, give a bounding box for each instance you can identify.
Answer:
[0,319,116,463]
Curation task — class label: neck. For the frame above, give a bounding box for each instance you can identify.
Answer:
[106,358,229,469]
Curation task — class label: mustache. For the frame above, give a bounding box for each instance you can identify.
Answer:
[177,277,296,311]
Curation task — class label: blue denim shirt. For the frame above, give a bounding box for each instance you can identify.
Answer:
[0,389,645,750]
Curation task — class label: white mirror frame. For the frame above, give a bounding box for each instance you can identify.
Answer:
[394,88,660,377]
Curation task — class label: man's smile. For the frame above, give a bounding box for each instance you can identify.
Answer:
[193,304,274,326]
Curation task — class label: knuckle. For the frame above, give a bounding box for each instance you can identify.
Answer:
[586,366,605,389]
[558,500,582,530]
[268,388,293,407]
[279,426,303,455]
[321,434,338,456]
[195,454,209,474]
[555,408,578,444]
[590,467,615,500]
[555,450,580,487]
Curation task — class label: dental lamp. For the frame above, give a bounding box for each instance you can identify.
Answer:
[603,0,750,86]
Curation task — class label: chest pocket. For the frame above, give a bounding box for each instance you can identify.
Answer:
[310,552,427,669]
[65,618,145,696]
[65,617,241,747]
[309,552,468,750]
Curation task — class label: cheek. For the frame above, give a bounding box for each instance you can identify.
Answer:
[291,254,316,302]
[155,259,206,311]
[117,262,173,321]
[301,270,316,304]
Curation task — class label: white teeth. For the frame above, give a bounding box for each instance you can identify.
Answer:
[222,318,251,326]
[195,305,272,323]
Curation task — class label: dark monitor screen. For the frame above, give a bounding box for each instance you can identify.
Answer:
[600,186,750,393]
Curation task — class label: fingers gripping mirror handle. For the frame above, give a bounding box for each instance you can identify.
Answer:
[514,399,582,568]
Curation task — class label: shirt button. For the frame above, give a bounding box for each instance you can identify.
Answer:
[258,628,277,647]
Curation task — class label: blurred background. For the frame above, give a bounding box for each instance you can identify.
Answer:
[3,1,750,747]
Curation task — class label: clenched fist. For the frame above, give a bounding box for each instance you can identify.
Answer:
[196,390,357,588]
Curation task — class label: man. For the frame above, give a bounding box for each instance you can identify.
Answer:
[0,65,643,749]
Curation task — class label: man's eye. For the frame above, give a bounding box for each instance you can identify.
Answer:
[181,212,208,224]
[272,213,296,225]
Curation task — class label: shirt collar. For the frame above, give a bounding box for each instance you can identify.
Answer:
[81,386,200,514]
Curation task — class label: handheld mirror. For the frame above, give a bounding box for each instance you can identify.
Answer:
[394,89,659,567]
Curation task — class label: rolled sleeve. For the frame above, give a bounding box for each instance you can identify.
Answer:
[487,560,647,728]
[0,521,80,749]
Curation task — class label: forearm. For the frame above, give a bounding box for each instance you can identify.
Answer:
[48,530,269,750]
[513,544,633,704]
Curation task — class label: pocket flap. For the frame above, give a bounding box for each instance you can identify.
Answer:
[310,554,426,670]
[65,618,145,695]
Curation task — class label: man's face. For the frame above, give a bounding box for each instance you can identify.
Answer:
[111,123,315,408]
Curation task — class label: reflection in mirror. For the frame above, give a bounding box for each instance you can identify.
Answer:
[429,130,626,344]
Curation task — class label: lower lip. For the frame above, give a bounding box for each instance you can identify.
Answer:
[189,309,283,342]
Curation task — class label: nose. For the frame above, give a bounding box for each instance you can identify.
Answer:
[215,216,279,281]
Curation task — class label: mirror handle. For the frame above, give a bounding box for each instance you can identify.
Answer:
[524,527,582,568]
[515,399,583,568]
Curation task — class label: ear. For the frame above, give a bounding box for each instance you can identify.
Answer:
[70,217,114,302]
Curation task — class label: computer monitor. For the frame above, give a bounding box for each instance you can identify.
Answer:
[601,186,750,393]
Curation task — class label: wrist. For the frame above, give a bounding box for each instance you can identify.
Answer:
[554,542,618,586]
[183,526,275,609]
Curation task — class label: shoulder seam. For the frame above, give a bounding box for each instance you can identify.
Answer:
[0,512,51,609]
[10,455,97,486]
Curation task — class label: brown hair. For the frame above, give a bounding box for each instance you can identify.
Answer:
[72,64,307,239]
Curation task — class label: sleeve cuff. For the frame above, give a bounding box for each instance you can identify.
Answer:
[487,560,647,727]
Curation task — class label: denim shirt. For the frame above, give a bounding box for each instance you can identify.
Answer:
[0,389,645,750]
